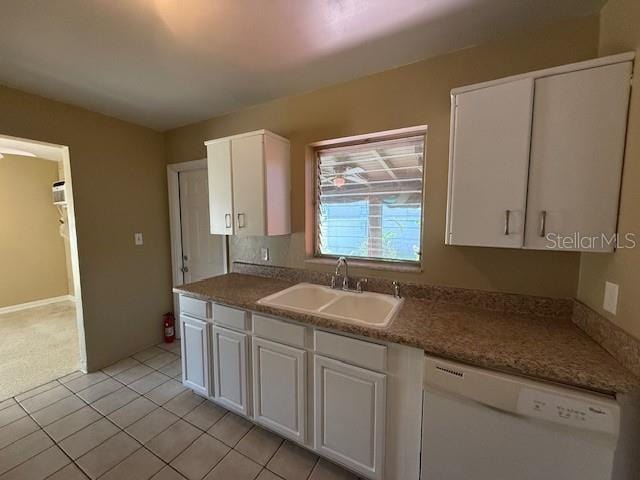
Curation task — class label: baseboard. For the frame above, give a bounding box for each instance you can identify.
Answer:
[0,295,75,315]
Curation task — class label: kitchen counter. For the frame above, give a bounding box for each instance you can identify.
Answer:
[174,272,640,395]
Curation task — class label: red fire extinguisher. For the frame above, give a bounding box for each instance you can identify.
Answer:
[163,312,176,343]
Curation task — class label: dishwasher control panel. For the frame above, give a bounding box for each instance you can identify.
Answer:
[517,387,619,435]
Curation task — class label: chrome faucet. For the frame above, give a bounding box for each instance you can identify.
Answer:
[392,281,401,298]
[334,257,349,290]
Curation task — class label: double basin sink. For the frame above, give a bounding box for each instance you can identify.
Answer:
[257,282,403,328]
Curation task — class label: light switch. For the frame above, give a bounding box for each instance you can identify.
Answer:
[261,247,269,261]
[603,281,619,315]
[134,232,144,246]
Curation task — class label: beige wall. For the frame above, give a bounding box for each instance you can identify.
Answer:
[166,15,601,298]
[0,85,172,370]
[57,162,75,296]
[578,0,640,340]
[0,155,69,307]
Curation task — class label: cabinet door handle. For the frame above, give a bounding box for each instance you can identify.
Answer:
[237,213,245,228]
[504,210,511,235]
[539,210,547,237]
[225,213,231,228]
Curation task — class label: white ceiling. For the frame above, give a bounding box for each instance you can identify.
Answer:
[0,0,605,131]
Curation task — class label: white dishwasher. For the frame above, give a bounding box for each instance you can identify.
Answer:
[421,356,622,480]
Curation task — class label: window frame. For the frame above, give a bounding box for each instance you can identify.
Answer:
[312,126,428,269]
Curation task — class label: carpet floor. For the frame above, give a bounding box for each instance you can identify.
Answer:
[0,300,79,400]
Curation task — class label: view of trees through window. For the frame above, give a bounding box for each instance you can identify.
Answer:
[316,133,425,263]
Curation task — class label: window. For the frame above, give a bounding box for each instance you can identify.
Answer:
[315,131,425,265]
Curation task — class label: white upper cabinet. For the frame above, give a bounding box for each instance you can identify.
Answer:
[446,79,533,248]
[207,140,234,235]
[446,53,633,252]
[524,62,633,251]
[206,130,291,236]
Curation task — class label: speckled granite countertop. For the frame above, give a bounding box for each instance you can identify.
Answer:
[174,273,640,395]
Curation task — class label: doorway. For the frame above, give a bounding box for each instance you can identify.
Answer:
[167,160,228,330]
[0,134,86,399]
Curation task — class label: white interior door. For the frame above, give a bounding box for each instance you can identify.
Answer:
[179,169,226,283]
[446,78,534,248]
[524,62,632,251]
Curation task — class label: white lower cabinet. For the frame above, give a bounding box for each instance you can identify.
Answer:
[211,325,250,416]
[180,315,210,397]
[252,337,307,443]
[314,354,387,480]
[179,299,421,480]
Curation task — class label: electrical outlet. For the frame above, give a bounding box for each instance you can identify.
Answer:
[134,232,144,246]
[603,281,619,315]
[261,247,269,261]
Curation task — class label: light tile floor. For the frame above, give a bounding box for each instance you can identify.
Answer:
[0,341,360,480]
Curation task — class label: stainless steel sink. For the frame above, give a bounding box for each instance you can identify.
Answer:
[257,283,403,328]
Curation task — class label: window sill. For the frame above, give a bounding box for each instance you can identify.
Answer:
[304,257,422,273]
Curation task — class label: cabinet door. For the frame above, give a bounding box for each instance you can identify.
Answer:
[446,79,534,248]
[231,134,266,236]
[314,355,386,480]
[252,337,306,443]
[181,315,210,397]
[212,325,249,416]
[524,62,632,251]
[207,140,234,235]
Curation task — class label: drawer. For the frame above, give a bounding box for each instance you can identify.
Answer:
[253,315,306,348]
[180,295,211,320]
[314,330,387,371]
[213,303,250,331]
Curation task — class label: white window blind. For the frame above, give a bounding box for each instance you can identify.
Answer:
[316,134,425,263]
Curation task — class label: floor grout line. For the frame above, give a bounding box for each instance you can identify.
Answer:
[2,345,364,480]
[0,347,181,474]
[92,431,161,480]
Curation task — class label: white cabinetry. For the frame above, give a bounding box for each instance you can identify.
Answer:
[314,355,386,480]
[206,130,290,236]
[446,53,633,252]
[206,140,233,234]
[180,315,210,397]
[524,62,632,251]
[252,337,307,443]
[212,325,250,416]
[178,297,423,480]
[446,79,533,248]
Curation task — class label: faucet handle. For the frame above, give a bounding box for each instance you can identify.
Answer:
[392,281,400,298]
[356,278,368,293]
